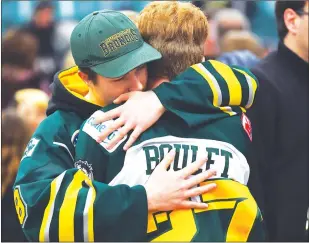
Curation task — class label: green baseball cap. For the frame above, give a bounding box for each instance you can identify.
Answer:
[70,10,162,78]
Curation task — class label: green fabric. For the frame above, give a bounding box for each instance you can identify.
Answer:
[13,110,148,242]
[13,66,149,241]
[75,60,265,241]
[70,10,161,78]
[153,60,259,128]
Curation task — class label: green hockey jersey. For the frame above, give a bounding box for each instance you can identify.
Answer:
[13,66,148,242]
[75,60,265,241]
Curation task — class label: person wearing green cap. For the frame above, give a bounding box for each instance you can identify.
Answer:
[76,2,265,241]
[13,10,217,242]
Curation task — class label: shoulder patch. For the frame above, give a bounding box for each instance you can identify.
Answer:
[22,137,40,160]
[82,110,127,153]
[241,113,252,141]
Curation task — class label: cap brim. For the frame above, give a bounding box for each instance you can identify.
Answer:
[91,42,162,78]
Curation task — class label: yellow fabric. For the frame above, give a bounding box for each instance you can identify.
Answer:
[58,66,100,106]
[210,60,242,106]
[192,64,235,116]
[59,170,86,241]
[148,179,258,241]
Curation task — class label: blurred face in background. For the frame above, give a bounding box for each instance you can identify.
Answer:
[34,7,54,28]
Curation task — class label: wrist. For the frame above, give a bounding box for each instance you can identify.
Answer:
[144,185,157,211]
[149,91,166,114]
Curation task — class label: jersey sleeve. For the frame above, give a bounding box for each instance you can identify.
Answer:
[153,60,259,127]
[13,121,147,242]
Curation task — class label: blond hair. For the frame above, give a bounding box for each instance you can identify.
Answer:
[138,1,208,80]
[1,109,31,196]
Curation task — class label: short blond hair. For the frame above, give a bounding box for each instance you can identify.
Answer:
[138,1,208,80]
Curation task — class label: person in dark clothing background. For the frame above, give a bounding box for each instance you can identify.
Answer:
[21,0,57,88]
[247,1,309,241]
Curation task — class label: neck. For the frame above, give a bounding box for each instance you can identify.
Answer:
[85,90,104,107]
[284,35,308,63]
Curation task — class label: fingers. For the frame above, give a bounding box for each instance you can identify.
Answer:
[183,182,217,198]
[159,149,176,170]
[178,201,208,209]
[184,170,217,189]
[93,107,121,124]
[97,118,124,143]
[123,126,144,150]
[113,93,132,104]
[178,155,208,178]
[105,122,134,149]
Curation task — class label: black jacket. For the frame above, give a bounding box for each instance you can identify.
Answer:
[247,42,309,241]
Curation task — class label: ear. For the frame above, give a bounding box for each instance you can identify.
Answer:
[78,71,90,85]
[284,8,300,35]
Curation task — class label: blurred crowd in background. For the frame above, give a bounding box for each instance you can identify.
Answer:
[0,0,300,241]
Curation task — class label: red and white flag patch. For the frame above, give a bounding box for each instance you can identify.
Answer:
[241,113,252,141]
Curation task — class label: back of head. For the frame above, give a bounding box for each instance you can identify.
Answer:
[2,29,38,69]
[138,1,208,81]
[34,0,53,13]
[220,30,265,58]
[213,8,250,40]
[1,108,31,196]
[275,0,307,40]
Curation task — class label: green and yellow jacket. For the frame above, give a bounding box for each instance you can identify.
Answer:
[75,60,265,241]
[13,67,148,242]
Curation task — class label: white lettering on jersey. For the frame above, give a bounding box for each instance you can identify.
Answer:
[109,136,249,187]
[82,110,127,153]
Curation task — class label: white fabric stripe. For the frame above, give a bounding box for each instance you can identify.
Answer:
[53,142,74,161]
[83,186,94,241]
[244,75,254,108]
[197,63,223,106]
[222,106,237,116]
[71,130,80,144]
[44,172,66,242]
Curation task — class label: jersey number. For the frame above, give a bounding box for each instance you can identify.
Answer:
[14,186,28,227]
[147,179,259,241]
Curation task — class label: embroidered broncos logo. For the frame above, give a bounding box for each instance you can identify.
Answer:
[74,160,94,180]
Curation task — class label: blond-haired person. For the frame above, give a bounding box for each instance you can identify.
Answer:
[76,2,265,241]
[2,109,31,242]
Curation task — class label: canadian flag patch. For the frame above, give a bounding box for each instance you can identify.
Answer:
[241,113,252,141]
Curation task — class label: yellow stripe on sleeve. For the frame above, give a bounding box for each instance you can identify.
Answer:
[39,172,66,242]
[210,60,242,106]
[234,68,258,109]
[59,170,87,242]
[192,64,235,116]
